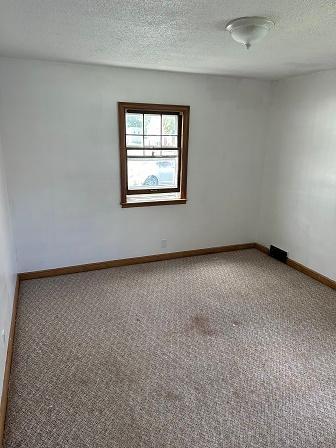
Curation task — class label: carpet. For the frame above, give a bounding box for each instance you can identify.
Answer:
[4,249,336,447]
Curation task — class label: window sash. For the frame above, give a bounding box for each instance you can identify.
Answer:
[125,112,180,140]
[125,141,180,149]
[126,153,181,195]
[125,111,182,195]
[126,149,180,157]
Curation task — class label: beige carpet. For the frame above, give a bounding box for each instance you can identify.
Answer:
[4,249,336,447]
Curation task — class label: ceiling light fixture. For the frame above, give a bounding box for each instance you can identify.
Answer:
[225,16,274,50]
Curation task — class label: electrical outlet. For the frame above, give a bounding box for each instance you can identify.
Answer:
[161,239,167,249]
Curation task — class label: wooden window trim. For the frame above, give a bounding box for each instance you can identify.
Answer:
[118,102,190,208]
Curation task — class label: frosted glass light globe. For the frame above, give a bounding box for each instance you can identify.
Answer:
[226,17,274,49]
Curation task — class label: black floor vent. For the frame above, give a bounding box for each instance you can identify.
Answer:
[269,245,288,263]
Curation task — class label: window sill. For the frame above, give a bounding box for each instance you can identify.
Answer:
[121,198,186,208]
[121,192,187,208]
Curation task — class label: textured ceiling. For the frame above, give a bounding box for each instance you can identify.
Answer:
[0,0,335,79]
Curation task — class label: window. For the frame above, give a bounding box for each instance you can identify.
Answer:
[118,102,190,207]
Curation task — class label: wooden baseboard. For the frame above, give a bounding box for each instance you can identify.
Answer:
[19,243,255,280]
[20,242,336,289]
[254,243,336,290]
[254,242,269,255]
[0,276,20,446]
[286,258,336,289]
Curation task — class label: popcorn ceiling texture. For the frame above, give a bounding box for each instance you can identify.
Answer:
[0,0,336,78]
[4,250,336,447]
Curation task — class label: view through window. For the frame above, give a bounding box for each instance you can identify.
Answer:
[126,112,180,191]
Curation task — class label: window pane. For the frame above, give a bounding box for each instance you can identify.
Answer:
[144,114,161,135]
[126,113,143,135]
[143,149,179,157]
[162,115,178,135]
[127,149,145,156]
[128,157,178,189]
[161,149,178,156]
[162,135,178,148]
[126,135,143,147]
[144,135,161,148]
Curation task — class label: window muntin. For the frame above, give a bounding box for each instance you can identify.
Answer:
[118,103,189,207]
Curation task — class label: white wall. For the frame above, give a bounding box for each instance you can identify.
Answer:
[0,129,16,405]
[259,71,336,281]
[0,58,272,272]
